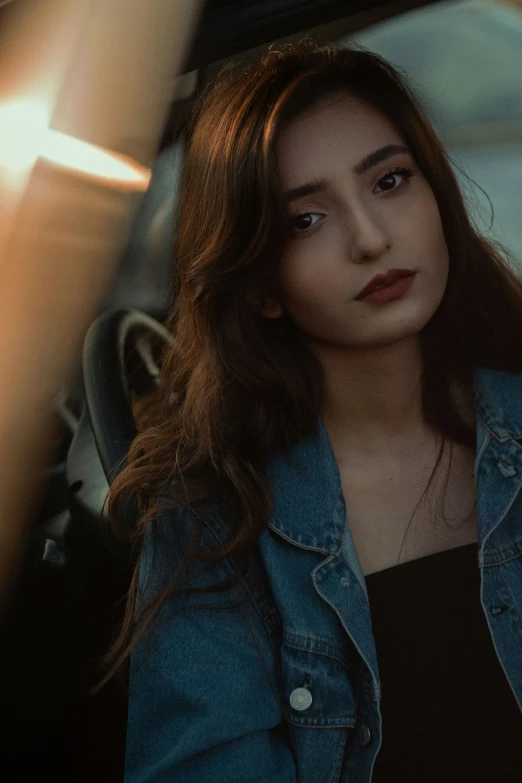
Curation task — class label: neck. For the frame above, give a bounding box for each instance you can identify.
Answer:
[316,334,433,453]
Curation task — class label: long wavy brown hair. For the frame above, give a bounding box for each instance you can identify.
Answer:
[100,42,522,685]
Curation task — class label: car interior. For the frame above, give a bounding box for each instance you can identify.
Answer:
[1,0,520,780]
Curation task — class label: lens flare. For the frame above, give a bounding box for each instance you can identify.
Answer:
[0,99,49,171]
[0,98,150,191]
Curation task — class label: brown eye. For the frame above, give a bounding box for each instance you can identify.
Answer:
[379,174,399,191]
[294,214,313,230]
[374,166,415,194]
[291,212,324,235]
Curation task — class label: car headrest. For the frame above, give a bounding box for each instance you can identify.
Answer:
[106,142,184,313]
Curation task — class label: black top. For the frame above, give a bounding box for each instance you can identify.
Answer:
[366,542,522,782]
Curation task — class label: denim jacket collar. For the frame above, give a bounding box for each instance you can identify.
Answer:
[265,411,345,556]
[266,365,522,556]
[473,366,522,442]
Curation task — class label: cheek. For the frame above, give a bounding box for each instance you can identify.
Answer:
[428,206,450,284]
[278,245,328,306]
[278,222,347,304]
[409,192,448,272]
[419,190,445,244]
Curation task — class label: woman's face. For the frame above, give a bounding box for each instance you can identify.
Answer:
[265,95,449,350]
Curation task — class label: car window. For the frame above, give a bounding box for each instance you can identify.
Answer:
[344,0,522,271]
[110,0,522,315]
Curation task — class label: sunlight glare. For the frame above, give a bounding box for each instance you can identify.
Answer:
[42,131,151,191]
[0,98,151,191]
[0,99,49,171]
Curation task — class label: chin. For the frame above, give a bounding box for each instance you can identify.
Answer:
[352,305,434,348]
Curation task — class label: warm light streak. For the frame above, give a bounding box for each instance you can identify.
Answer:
[0,98,151,191]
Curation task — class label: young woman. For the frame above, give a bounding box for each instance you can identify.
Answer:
[105,44,522,782]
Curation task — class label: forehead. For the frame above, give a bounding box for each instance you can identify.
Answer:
[276,95,403,187]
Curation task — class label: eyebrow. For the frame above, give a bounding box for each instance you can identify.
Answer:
[283,144,411,205]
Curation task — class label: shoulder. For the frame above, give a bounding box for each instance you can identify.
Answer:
[139,495,281,636]
[138,496,235,601]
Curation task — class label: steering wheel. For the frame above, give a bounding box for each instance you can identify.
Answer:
[82,308,172,484]
[64,308,172,600]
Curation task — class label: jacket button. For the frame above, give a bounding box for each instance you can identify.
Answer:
[289,687,313,711]
[356,724,372,747]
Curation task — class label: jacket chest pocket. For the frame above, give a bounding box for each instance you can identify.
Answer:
[280,637,357,728]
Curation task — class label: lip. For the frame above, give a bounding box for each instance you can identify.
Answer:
[357,273,416,305]
[355,268,416,301]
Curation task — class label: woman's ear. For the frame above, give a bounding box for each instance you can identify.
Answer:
[246,287,284,319]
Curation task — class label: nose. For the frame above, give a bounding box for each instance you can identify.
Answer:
[347,204,391,264]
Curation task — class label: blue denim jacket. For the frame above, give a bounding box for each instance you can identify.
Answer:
[125,366,522,782]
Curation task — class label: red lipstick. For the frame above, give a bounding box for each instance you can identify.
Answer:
[355,268,416,304]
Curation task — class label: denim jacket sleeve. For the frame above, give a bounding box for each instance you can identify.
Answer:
[124,509,296,783]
